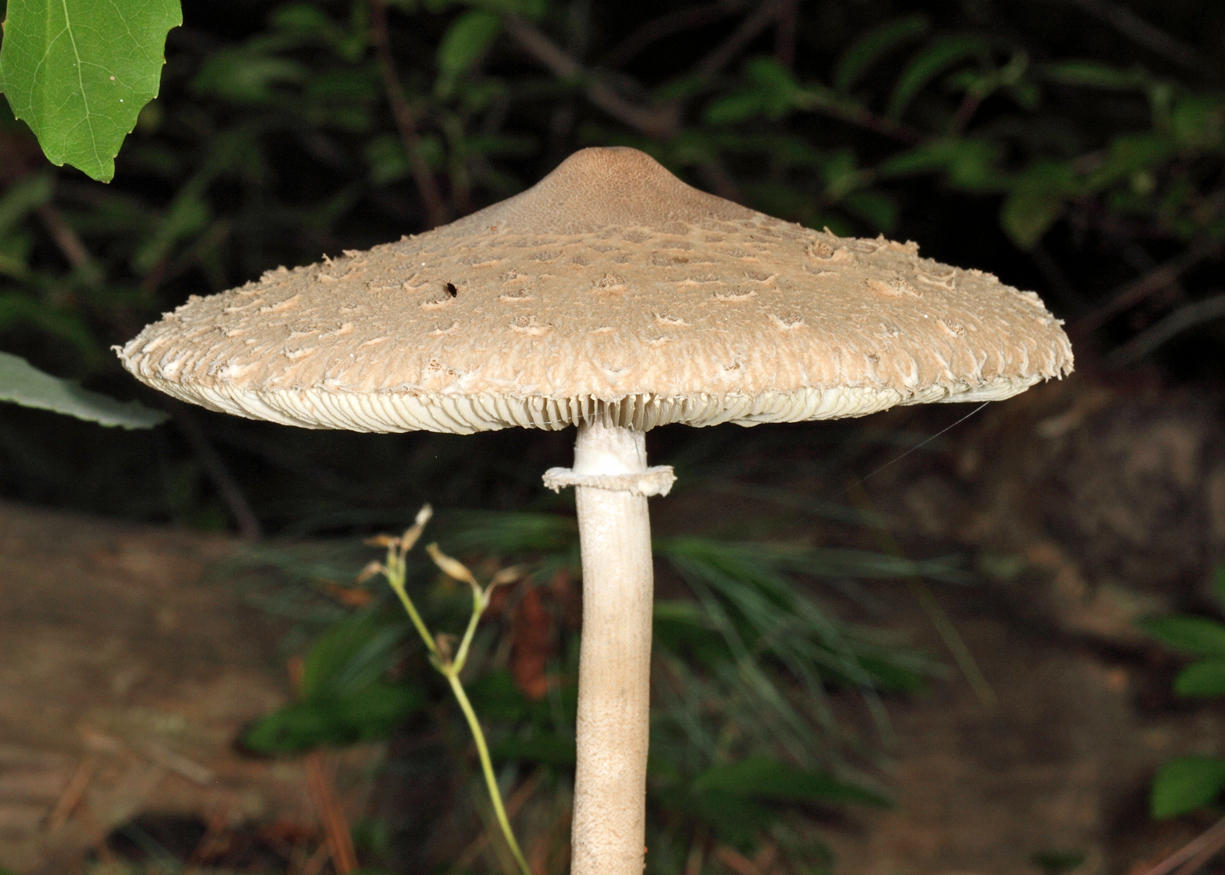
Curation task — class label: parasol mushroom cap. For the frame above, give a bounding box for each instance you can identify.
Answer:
[116,147,1073,434]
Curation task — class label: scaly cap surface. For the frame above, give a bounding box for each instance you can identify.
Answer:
[117,147,1073,433]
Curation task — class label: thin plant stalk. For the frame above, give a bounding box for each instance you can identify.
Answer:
[365,505,532,875]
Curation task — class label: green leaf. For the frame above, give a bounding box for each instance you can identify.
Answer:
[1169,94,1225,150]
[692,756,891,807]
[0,170,54,237]
[887,34,988,119]
[818,147,859,198]
[1084,132,1175,193]
[832,15,930,93]
[704,56,803,125]
[877,138,1003,191]
[436,10,501,94]
[1174,660,1225,698]
[653,599,733,667]
[244,609,422,754]
[1000,160,1078,249]
[1041,60,1148,91]
[243,682,424,753]
[0,0,182,182]
[300,610,408,700]
[270,2,364,60]
[1140,615,1225,658]
[841,189,898,233]
[1212,567,1225,611]
[0,291,99,361]
[190,44,307,104]
[877,138,964,176]
[0,351,166,428]
[1151,755,1225,819]
[704,91,767,126]
[652,779,774,851]
[492,733,575,767]
[852,653,924,693]
[1030,849,1088,874]
[686,791,774,850]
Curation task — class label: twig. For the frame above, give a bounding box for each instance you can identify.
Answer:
[306,753,359,873]
[171,406,263,539]
[502,16,680,138]
[45,756,95,831]
[774,0,799,70]
[714,844,766,875]
[1138,813,1225,875]
[1176,838,1225,875]
[1065,0,1213,75]
[1030,242,1089,312]
[691,0,785,82]
[36,204,103,286]
[599,3,739,69]
[693,152,746,203]
[1073,237,1222,333]
[369,0,449,227]
[803,89,925,144]
[1107,291,1225,365]
[188,806,235,865]
[141,740,214,784]
[290,654,358,874]
[684,838,706,875]
[302,841,333,875]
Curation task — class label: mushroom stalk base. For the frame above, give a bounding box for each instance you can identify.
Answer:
[544,419,673,875]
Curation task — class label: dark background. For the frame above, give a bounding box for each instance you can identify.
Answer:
[2,0,1222,533]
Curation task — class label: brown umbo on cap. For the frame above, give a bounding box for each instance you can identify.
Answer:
[116,147,1073,434]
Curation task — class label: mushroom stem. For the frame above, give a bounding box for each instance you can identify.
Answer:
[545,418,673,875]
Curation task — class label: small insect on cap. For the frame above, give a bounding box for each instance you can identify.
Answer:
[116,147,1073,434]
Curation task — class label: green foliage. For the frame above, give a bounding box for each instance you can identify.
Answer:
[885,33,989,120]
[657,755,887,851]
[2,0,1223,517]
[436,10,502,97]
[1139,615,1225,658]
[232,504,940,869]
[832,14,929,94]
[1151,756,1225,819]
[656,534,937,756]
[684,13,1225,259]
[1172,659,1225,698]
[0,0,182,181]
[0,350,165,427]
[244,678,423,753]
[1030,849,1089,875]
[999,160,1081,250]
[243,609,422,753]
[690,755,890,807]
[704,57,804,125]
[1142,567,1225,819]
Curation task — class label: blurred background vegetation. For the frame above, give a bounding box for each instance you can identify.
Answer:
[3,0,1222,529]
[2,0,1224,872]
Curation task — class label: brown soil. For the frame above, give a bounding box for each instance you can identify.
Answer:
[821,374,1225,875]
[0,505,376,874]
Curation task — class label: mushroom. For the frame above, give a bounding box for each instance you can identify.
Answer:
[116,146,1073,874]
